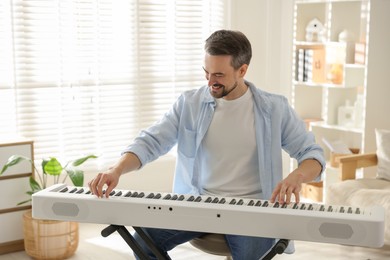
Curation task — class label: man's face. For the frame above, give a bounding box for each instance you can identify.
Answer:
[203,54,241,99]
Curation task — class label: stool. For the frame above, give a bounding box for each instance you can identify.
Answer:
[189,234,232,260]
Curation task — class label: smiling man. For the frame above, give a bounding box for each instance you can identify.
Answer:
[89,29,325,259]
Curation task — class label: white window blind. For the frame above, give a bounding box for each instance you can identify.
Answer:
[0,0,227,171]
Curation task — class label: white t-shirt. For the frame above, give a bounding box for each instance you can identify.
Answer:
[199,87,262,198]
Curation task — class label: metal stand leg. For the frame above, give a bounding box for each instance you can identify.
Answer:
[262,239,290,260]
[101,225,171,260]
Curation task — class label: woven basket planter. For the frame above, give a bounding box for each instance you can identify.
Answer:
[23,210,79,260]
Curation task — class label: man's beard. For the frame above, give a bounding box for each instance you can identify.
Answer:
[209,81,238,98]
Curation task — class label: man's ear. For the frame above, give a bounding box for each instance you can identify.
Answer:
[239,64,248,77]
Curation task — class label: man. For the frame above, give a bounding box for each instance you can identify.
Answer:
[89,30,325,259]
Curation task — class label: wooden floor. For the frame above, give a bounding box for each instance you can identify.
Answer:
[1,223,389,260]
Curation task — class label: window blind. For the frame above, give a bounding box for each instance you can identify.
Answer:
[0,0,227,171]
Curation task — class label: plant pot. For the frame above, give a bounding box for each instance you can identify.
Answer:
[23,210,79,260]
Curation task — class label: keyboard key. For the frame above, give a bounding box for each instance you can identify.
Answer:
[60,187,68,193]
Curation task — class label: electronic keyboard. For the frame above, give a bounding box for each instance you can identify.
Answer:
[32,184,385,248]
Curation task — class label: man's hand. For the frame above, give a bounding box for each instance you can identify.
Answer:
[270,171,304,204]
[88,152,142,198]
[88,168,121,198]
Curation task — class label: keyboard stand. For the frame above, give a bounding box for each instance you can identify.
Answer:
[263,239,290,260]
[101,225,171,260]
[101,224,289,260]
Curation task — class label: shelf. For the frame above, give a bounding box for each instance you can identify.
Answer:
[293,81,354,88]
[310,121,363,134]
[294,41,346,48]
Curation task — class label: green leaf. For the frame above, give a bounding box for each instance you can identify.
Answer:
[67,169,84,187]
[29,176,42,192]
[0,155,31,175]
[71,154,98,167]
[43,158,63,176]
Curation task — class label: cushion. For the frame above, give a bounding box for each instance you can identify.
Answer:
[376,128,390,181]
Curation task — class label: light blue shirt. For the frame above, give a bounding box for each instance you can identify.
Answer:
[123,81,325,199]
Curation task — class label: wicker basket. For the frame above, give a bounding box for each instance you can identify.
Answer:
[23,210,79,260]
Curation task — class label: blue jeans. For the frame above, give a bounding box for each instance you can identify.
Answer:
[133,228,274,260]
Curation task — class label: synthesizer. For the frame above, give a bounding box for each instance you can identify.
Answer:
[32,184,385,248]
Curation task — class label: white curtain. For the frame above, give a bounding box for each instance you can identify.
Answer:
[0,0,227,171]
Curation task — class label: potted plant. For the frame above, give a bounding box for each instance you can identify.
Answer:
[0,154,97,260]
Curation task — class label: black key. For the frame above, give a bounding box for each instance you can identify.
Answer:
[255,201,262,207]
[356,208,361,214]
[187,196,195,201]
[273,202,280,208]
[262,201,269,207]
[205,197,212,203]
[300,204,306,210]
[292,203,298,209]
[137,192,145,198]
[86,190,91,195]
[76,188,84,194]
[282,203,287,208]
[60,187,68,193]
[147,193,155,198]
[163,194,172,200]
[131,192,139,197]
[124,191,132,197]
[69,188,77,193]
[154,193,162,199]
[115,191,122,196]
[307,204,313,210]
[212,198,219,203]
[347,207,353,214]
[237,199,244,205]
[194,196,202,202]
[109,190,115,196]
[229,199,237,205]
[178,195,185,201]
[328,206,333,212]
[248,200,254,206]
[339,206,345,213]
[319,205,325,211]
[219,198,226,204]
[171,195,178,200]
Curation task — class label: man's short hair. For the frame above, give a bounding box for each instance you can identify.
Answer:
[205,30,252,70]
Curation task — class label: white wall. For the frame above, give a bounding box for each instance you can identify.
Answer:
[229,0,294,99]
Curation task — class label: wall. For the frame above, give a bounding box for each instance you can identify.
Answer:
[229,0,293,99]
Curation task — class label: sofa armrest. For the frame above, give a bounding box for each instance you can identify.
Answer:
[336,153,378,180]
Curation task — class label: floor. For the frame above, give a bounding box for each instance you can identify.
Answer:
[1,223,389,260]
